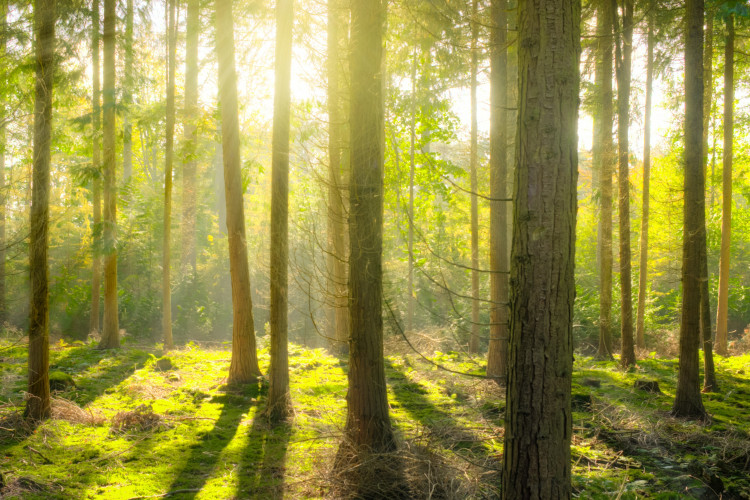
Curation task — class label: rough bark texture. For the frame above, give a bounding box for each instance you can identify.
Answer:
[672,0,707,420]
[27,0,55,420]
[215,0,262,383]
[715,15,733,357]
[326,0,349,351]
[181,0,199,274]
[99,0,119,350]
[595,0,614,360]
[612,0,635,368]
[162,0,176,350]
[501,0,580,497]
[122,0,133,183]
[268,0,294,422]
[636,15,653,351]
[0,1,8,324]
[469,0,480,355]
[486,0,508,382]
[89,0,101,335]
[341,0,394,453]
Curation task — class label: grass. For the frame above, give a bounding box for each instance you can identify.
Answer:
[0,335,748,499]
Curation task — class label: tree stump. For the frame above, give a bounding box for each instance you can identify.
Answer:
[634,379,661,393]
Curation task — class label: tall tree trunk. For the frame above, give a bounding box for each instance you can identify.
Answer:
[267,0,294,422]
[407,42,417,335]
[215,0,262,383]
[0,0,8,325]
[486,0,508,382]
[89,0,101,335]
[326,0,349,351]
[700,10,717,392]
[596,0,614,360]
[122,0,133,183]
[636,12,654,350]
[612,0,635,368]
[715,15,733,357]
[26,0,55,420]
[469,0,480,354]
[672,0,707,420]
[181,0,199,274]
[99,0,119,349]
[502,0,580,495]
[162,0,176,350]
[340,0,393,454]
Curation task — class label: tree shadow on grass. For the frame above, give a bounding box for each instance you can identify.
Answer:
[236,412,292,499]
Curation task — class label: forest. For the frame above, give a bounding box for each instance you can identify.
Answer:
[1,0,750,498]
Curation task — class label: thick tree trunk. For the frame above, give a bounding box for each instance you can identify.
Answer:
[89,0,101,335]
[612,0,636,368]
[672,0,707,420]
[715,15,733,357]
[267,0,294,422]
[501,0,580,496]
[0,0,7,326]
[99,0,119,350]
[636,13,654,350]
[27,0,55,420]
[181,0,199,274]
[596,0,614,360]
[340,0,394,453]
[162,0,176,350]
[215,0,262,383]
[486,0,508,382]
[326,0,349,351]
[469,0,480,354]
[122,0,133,183]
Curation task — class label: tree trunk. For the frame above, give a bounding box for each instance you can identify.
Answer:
[26,0,55,420]
[501,0,580,496]
[715,15,733,357]
[162,0,176,350]
[596,0,614,360]
[486,0,508,383]
[612,0,636,368]
[89,0,101,335]
[267,0,294,423]
[215,0,262,383]
[672,0,707,420]
[99,0,119,350]
[181,0,199,274]
[122,0,133,183]
[340,0,394,454]
[0,0,8,325]
[326,0,349,351]
[469,0,480,355]
[636,11,654,350]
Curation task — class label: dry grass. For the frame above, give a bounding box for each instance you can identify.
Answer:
[111,404,168,433]
[50,397,104,425]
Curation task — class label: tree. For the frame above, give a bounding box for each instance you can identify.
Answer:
[181,0,199,273]
[122,0,134,183]
[215,0,262,383]
[501,0,580,496]
[340,0,394,453]
[486,0,509,382]
[715,13,733,357]
[89,0,101,335]
[162,0,176,350]
[595,0,614,360]
[612,0,636,368]
[99,0,119,350]
[468,0,480,354]
[267,0,294,422]
[672,0,707,420]
[636,8,654,350]
[26,0,56,420]
[0,0,8,325]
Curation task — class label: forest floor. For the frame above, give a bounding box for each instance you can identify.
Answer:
[0,335,748,499]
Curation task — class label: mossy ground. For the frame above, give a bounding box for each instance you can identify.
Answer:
[0,336,749,499]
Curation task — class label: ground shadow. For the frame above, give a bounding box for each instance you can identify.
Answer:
[236,411,292,499]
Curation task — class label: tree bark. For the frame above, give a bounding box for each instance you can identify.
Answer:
[89,0,101,335]
[162,0,176,350]
[469,0,480,354]
[267,0,294,422]
[181,0,199,274]
[122,0,133,183]
[0,0,8,325]
[99,0,119,350]
[715,15,733,357]
[340,0,394,453]
[501,0,580,496]
[486,0,508,382]
[215,0,262,383]
[672,0,707,420]
[27,0,55,420]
